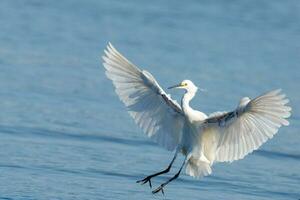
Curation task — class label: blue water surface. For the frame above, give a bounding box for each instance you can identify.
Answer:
[0,0,299,199]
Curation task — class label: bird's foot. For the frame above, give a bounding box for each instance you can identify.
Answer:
[152,184,165,195]
[136,176,152,188]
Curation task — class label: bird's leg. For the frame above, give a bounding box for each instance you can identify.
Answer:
[152,156,186,194]
[136,151,178,188]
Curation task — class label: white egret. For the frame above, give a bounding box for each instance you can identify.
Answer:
[102,43,291,194]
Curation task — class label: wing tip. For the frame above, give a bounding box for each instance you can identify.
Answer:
[274,88,282,94]
[107,42,118,54]
[283,120,290,126]
[102,42,119,67]
[103,42,115,56]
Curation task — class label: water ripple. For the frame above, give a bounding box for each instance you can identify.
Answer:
[257,149,300,161]
[0,124,154,147]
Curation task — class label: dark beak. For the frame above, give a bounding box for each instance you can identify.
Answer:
[168,83,181,89]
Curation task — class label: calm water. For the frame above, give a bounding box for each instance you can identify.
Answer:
[0,0,299,199]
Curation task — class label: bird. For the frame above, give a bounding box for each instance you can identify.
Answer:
[102,43,291,194]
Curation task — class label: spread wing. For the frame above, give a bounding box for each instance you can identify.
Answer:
[203,89,291,162]
[102,43,185,151]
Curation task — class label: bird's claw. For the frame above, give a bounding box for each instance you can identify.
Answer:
[152,184,165,195]
[136,177,152,188]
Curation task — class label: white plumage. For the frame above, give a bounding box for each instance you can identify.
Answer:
[103,44,184,151]
[102,43,291,193]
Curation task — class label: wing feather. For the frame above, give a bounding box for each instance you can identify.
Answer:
[102,43,184,151]
[203,90,291,162]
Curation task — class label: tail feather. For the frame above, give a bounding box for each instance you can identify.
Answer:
[185,158,212,178]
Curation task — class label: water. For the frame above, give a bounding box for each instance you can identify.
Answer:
[0,0,299,199]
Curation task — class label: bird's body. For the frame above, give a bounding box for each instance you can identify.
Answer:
[178,86,212,174]
[102,43,291,193]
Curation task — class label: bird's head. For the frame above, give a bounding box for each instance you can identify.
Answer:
[168,80,199,94]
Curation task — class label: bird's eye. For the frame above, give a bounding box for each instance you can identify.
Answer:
[183,83,188,86]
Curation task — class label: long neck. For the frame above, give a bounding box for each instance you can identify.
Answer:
[181,91,195,115]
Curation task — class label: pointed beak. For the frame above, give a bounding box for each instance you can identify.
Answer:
[168,83,182,89]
